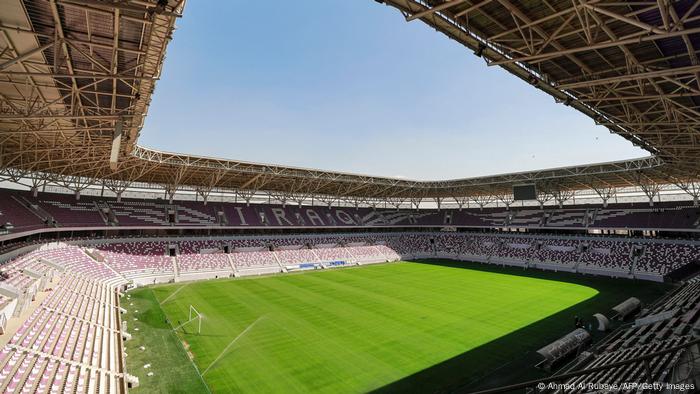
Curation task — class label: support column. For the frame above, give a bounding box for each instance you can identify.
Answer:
[592,185,616,208]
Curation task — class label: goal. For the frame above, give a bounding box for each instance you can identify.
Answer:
[188,305,203,334]
[173,305,203,334]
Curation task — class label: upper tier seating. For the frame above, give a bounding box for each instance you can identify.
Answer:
[2,188,699,234]
[34,194,105,227]
[0,190,46,232]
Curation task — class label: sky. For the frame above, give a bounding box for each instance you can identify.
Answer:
[139,0,648,181]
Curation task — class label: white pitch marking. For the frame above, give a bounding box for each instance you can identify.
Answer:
[202,316,265,376]
[159,282,190,305]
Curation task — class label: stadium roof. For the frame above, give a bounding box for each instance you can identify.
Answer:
[1,0,699,202]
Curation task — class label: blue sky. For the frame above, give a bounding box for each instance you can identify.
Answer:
[139,0,647,181]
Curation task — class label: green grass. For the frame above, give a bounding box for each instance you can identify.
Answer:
[122,289,209,393]
[123,260,660,393]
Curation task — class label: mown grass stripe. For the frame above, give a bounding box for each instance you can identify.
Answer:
[125,261,669,393]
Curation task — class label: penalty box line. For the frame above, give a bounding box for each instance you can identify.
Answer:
[159,282,190,305]
[202,315,266,376]
[172,315,199,331]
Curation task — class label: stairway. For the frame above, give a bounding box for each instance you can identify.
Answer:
[172,257,180,278]
[226,254,238,276]
[272,252,286,272]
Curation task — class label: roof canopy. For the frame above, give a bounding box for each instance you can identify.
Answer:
[1,0,699,200]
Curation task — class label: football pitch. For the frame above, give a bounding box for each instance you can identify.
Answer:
[122,261,666,393]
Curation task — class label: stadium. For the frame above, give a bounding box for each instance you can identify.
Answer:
[0,0,700,393]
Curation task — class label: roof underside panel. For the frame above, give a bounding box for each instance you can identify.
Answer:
[0,0,699,199]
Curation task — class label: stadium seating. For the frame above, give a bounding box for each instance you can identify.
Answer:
[34,194,105,227]
[560,282,700,392]
[1,188,699,235]
[94,242,173,279]
[578,240,634,273]
[177,239,225,254]
[344,246,387,261]
[384,234,433,256]
[275,248,319,266]
[313,246,352,262]
[0,232,698,393]
[3,232,696,284]
[107,200,171,226]
[532,238,581,266]
[0,244,128,392]
[177,253,231,273]
[229,250,281,276]
[433,233,700,278]
[3,232,694,281]
[0,190,46,232]
[635,242,700,275]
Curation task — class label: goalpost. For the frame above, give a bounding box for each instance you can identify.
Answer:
[189,305,203,334]
[173,305,203,334]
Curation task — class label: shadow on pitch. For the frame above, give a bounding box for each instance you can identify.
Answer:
[369,259,670,394]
